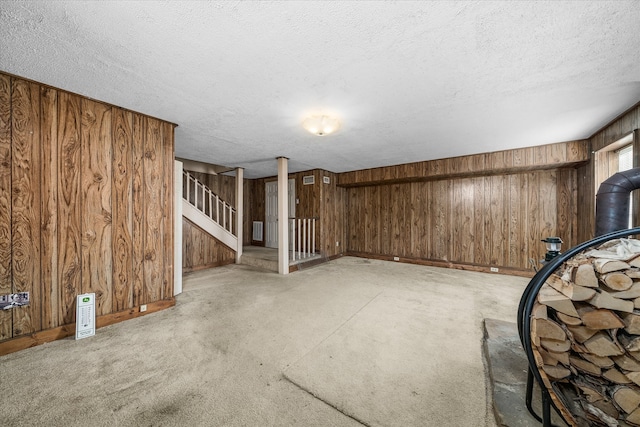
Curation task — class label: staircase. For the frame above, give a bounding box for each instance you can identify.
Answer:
[182,170,237,250]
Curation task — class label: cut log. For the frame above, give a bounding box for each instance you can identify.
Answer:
[623,313,640,334]
[567,325,599,343]
[581,353,615,368]
[603,368,632,384]
[570,356,602,376]
[584,332,625,357]
[581,309,626,330]
[576,384,605,403]
[538,284,580,317]
[547,350,570,365]
[627,407,640,426]
[635,297,640,310]
[537,348,559,366]
[582,401,619,426]
[630,255,640,268]
[612,386,640,414]
[627,268,640,279]
[592,399,620,421]
[613,355,640,372]
[603,272,634,291]
[532,303,548,319]
[546,274,597,301]
[619,334,640,352]
[594,259,631,274]
[611,283,640,300]
[542,364,571,379]
[626,372,640,388]
[589,291,635,313]
[574,263,599,288]
[556,312,582,326]
[540,338,571,353]
[533,318,567,341]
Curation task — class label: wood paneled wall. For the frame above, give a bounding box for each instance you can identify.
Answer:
[247,170,346,258]
[577,102,640,243]
[182,218,235,272]
[345,169,576,270]
[0,73,174,343]
[339,140,589,187]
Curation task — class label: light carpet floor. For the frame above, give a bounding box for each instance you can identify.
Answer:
[0,257,528,426]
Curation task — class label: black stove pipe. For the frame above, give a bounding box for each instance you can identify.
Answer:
[595,167,640,236]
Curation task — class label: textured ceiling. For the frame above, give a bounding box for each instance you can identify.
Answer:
[1,1,640,178]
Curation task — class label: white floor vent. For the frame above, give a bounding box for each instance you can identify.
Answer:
[252,221,264,241]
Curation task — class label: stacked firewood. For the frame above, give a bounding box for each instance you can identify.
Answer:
[532,238,640,427]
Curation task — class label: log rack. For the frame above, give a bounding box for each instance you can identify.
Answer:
[517,226,640,426]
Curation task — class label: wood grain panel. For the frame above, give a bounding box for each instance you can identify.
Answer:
[338,141,589,187]
[556,168,575,250]
[0,74,11,340]
[112,108,133,311]
[431,180,449,261]
[162,122,174,299]
[526,172,540,267]
[488,175,505,266]
[57,91,82,325]
[379,185,391,256]
[11,79,41,336]
[40,86,59,329]
[81,99,113,315]
[539,171,557,242]
[182,218,235,271]
[131,113,145,306]
[143,117,163,303]
[472,177,487,266]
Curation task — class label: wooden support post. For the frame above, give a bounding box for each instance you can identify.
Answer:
[277,157,289,275]
[236,167,243,264]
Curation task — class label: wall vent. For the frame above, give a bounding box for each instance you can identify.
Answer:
[252,221,264,241]
[303,175,315,185]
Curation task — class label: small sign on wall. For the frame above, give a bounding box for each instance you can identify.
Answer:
[76,293,96,340]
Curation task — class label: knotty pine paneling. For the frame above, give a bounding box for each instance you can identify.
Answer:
[131,112,145,307]
[57,91,82,326]
[112,108,134,312]
[345,169,574,270]
[0,74,11,340]
[162,121,174,300]
[81,99,113,315]
[40,86,59,329]
[0,72,174,346]
[182,218,235,272]
[142,117,164,304]
[12,79,41,336]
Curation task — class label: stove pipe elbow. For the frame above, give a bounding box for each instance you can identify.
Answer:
[595,167,640,236]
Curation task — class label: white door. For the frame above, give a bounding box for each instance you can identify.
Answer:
[265,179,295,249]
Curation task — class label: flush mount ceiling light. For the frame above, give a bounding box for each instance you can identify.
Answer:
[302,115,341,136]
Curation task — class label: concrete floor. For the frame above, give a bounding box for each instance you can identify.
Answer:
[0,257,529,426]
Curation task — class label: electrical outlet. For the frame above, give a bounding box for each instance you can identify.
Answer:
[490,267,499,273]
[393,256,400,261]
[140,304,147,312]
[336,241,339,246]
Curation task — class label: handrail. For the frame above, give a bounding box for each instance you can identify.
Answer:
[290,217,316,261]
[183,170,236,235]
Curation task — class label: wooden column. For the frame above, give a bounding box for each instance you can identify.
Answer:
[277,157,289,275]
[235,167,244,264]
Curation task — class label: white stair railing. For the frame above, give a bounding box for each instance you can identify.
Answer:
[290,217,317,261]
[183,170,236,235]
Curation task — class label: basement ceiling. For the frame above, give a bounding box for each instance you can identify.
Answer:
[1,1,640,178]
